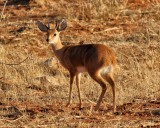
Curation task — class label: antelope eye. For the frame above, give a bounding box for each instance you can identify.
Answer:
[54,33,56,36]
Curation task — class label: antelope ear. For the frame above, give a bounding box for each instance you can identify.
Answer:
[55,19,67,31]
[37,21,49,32]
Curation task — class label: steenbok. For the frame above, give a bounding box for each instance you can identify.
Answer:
[37,19,117,113]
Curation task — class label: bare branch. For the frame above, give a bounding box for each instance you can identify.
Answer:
[1,0,8,20]
[0,56,29,66]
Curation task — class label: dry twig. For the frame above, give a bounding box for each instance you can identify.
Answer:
[1,0,8,20]
[0,56,29,66]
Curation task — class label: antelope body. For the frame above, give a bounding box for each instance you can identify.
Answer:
[37,19,117,113]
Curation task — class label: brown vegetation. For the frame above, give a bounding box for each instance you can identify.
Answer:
[0,0,160,127]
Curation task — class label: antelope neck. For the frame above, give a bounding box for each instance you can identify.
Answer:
[50,38,64,59]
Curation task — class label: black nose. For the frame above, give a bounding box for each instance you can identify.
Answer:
[46,39,49,42]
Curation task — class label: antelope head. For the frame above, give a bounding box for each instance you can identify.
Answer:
[37,19,67,45]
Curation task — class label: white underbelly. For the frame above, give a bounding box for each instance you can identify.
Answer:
[77,66,87,73]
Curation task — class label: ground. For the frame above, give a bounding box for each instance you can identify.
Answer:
[0,0,160,127]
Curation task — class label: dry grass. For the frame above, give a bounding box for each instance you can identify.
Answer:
[0,0,160,127]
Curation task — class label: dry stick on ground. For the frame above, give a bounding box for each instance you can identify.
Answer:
[0,56,29,66]
[0,57,29,77]
[93,27,120,34]
[1,0,8,20]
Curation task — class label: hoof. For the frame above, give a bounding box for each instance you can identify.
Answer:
[66,103,71,107]
[78,104,82,110]
[94,108,99,112]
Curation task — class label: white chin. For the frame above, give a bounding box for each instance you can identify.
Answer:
[49,41,55,44]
